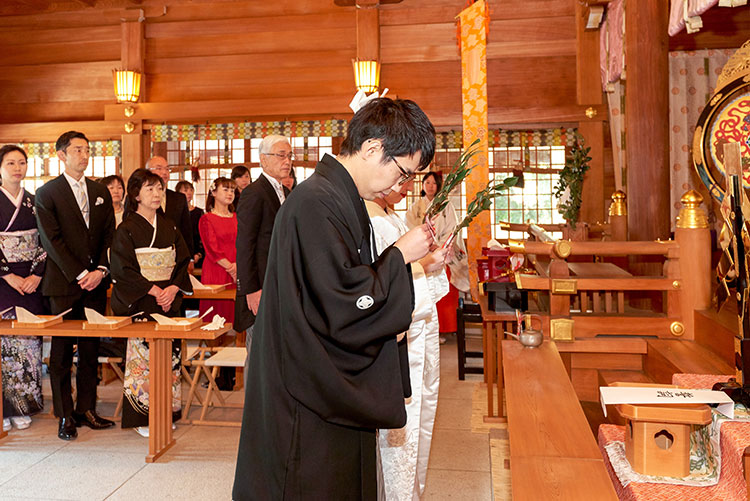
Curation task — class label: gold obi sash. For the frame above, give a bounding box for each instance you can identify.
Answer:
[0,228,39,263]
[135,246,175,282]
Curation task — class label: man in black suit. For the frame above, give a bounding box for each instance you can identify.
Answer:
[35,131,116,440]
[235,135,292,333]
[145,155,194,257]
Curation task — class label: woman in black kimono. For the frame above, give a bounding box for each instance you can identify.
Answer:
[110,168,192,437]
[0,145,46,432]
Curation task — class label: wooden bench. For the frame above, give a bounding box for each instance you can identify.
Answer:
[503,339,617,499]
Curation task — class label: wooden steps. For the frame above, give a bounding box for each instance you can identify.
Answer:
[598,369,654,387]
[644,338,735,384]
[694,307,737,366]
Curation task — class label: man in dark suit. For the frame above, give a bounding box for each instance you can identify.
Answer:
[35,131,116,440]
[235,135,292,333]
[145,155,194,257]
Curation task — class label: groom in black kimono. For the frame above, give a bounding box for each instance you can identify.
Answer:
[233,98,438,500]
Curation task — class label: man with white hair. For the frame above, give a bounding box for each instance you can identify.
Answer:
[234,135,292,333]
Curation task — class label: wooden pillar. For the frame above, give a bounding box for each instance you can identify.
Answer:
[625,1,670,243]
[608,190,628,241]
[458,1,490,297]
[674,191,711,341]
[119,17,145,180]
[356,0,379,62]
[574,0,605,225]
[578,121,605,224]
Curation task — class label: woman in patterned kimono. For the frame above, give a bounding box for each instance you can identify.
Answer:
[0,145,46,432]
[366,181,449,501]
[110,168,192,437]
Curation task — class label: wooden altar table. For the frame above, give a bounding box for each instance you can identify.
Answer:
[0,319,232,463]
[504,340,618,499]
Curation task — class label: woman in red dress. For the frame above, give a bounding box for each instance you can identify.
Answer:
[198,177,237,323]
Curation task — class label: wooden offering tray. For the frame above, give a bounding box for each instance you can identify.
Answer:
[154,317,203,331]
[82,317,132,330]
[202,284,227,293]
[12,315,63,329]
[610,382,712,478]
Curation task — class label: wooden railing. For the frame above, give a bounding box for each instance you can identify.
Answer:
[509,190,711,341]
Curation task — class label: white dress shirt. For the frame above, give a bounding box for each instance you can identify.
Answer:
[261,171,286,204]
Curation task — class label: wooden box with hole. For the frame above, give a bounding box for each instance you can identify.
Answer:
[616,401,711,478]
[607,382,713,478]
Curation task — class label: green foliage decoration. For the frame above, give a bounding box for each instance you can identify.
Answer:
[553,134,591,229]
[424,138,482,221]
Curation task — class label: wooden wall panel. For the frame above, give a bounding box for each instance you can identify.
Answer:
[145,28,355,59]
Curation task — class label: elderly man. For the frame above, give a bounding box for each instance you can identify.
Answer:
[234,135,292,333]
[145,156,193,257]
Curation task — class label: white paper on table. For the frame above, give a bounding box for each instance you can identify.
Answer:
[599,386,735,419]
[15,306,43,323]
[150,313,191,326]
[0,306,12,317]
[189,275,211,290]
[201,314,226,331]
[84,307,116,324]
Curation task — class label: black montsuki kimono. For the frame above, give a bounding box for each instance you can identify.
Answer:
[232,154,415,500]
[110,212,192,316]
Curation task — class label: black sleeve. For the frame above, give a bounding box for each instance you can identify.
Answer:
[176,195,194,256]
[35,184,87,282]
[236,187,264,294]
[110,224,153,308]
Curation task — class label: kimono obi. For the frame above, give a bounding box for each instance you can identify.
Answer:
[0,228,39,263]
[135,246,175,282]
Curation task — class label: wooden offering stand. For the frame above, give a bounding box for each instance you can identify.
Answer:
[12,315,63,329]
[82,316,132,330]
[612,382,712,478]
[154,317,203,331]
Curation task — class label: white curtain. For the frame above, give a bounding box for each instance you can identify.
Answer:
[668,48,736,230]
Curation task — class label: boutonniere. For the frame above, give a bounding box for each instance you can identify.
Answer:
[95,197,104,206]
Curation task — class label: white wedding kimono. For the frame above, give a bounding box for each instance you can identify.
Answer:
[405,196,470,293]
[366,201,449,500]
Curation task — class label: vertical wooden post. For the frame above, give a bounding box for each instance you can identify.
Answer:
[625,1,670,243]
[578,120,605,225]
[356,0,379,62]
[458,1,490,296]
[608,190,628,241]
[120,18,145,180]
[674,191,711,341]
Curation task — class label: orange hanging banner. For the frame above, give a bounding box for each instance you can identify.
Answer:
[458,0,489,298]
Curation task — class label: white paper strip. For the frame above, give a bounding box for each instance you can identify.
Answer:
[599,386,735,419]
[15,306,42,323]
[190,274,211,290]
[84,307,116,324]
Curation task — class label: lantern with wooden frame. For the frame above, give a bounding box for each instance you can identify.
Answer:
[112,69,142,103]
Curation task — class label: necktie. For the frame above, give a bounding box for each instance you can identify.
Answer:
[76,181,89,227]
[161,192,167,212]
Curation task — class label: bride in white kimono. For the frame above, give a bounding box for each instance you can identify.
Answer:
[366,181,449,501]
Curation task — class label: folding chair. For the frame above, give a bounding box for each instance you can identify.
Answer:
[183,346,246,427]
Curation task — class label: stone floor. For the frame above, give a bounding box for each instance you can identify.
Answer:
[0,336,489,500]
